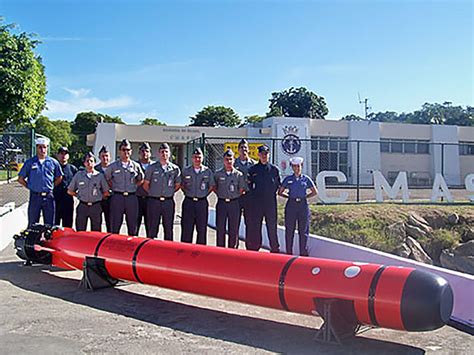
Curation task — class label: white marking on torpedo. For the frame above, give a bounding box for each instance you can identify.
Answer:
[353,262,368,266]
[311,267,321,275]
[344,266,361,278]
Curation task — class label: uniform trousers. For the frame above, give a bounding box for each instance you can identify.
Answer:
[237,193,252,245]
[147,198,175,240]
[284,199,310,256]
[137,196,150,236]
[101,197,112,233]
[54,193,74,227]
[216,198,240,248]
[181,197,208,245]
[247,199,280,253]
[28,192,55,227]
[110,193,139,236]
[76,202,102,232]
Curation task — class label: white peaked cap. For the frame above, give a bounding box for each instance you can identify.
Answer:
[290,156,304,165]
[35,137,50,146]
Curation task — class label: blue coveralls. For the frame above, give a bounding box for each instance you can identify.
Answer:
[54,163,78,227]
[281,174,316,256]
[19,156,63,227]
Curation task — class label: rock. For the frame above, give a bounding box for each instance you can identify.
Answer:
[394,243,411,258]
[423,213,448,229]
[453,240,474,257]
[406,237,433,264]
[447,213,459,225]
[407,213,433,234]
[405,224,429,239]
[461,227,474,243]
[386,222,406,243]
[440,250,474,275]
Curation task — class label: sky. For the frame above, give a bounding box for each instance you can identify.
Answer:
[2,0,473,125]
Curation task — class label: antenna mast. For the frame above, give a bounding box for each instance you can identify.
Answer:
[358,93,371,120]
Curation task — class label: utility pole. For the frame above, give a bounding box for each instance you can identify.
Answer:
[358,93,371,120]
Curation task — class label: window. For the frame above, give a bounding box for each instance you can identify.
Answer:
[310,136,349,181]
[459,142,474,156]
[380,139,430,154]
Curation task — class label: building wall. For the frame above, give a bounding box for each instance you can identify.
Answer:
[381,153,432,184]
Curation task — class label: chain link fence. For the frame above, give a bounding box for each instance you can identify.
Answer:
[187,135,474,204]
[0,128,35,207]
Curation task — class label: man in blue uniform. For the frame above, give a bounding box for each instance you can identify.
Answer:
[234,139,256,247]
[18,137,63,227]
[180,147,215,245]
[95,145,112,232]
[53,146,78,227]
[278,157,317,256]
[136,142,154,236]
[247,144,281,253]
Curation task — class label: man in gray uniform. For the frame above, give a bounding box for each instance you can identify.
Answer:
[213,149,246,248]
[105,139,144,236]
[136,142,154,236]
[68,152,110,231]
[234,139,256,244]
[180,147,215,245]
[143,143,181,240]
[95,145,112,232]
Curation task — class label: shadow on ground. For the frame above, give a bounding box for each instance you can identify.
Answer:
[0,261,425,354]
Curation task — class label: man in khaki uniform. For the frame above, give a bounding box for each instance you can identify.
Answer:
[213,149,246,248]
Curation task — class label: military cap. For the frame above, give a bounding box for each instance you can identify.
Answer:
[193,147,203,155]
[83,152,96,162]
[238,138,249,148]
[159,143,170,150]
[139,142,151,151]
[223,149,234,157]
[35,137,50,146]
[57,146,69,154]
[98,145,109,154]
[119,139,132,149]
[289,156,304,165]
[258,145,270,153]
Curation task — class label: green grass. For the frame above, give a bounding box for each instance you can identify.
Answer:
[0,170,18,181]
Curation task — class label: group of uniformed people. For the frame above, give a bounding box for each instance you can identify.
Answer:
[19,137,318,256]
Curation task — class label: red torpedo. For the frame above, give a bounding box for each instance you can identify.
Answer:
[14,225,453,340]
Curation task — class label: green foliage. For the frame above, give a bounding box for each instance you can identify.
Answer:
[341,114,364,121]
[190,105,241,127]
[70,111,124,165]
[0,19,47,130]
[242,114,265,126]
[141,117,166,126]
[267,87,328,119]
[34,115,72,154]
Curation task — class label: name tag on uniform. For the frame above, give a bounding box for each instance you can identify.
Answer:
[114,169,121,174]
[288,181,293,184]
[79,181,85,185]
[32,163,38,169]
[219,177,226,181]
[153,171,160,175]
[185,175,191,179]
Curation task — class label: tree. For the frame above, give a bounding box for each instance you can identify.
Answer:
[70,111,124,165]
[267,87,328,119]
[141,117,166,126]
[34,116,73,154]
[190,106,241,127]
[242,114,265,126]
[0,20,47,130]
[341,114,364,121]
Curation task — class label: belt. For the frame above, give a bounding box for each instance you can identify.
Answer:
[80,200,101,206]
[290,197,306,203]
[149,196,173,201]
[31,191,52,197]
[185,196,207,202]
[114,191,136,196]
[218,198,239,203]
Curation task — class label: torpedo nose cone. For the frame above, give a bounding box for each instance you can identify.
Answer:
[401,270,454,331]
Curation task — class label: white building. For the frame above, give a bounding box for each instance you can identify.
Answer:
[88,117,474,186]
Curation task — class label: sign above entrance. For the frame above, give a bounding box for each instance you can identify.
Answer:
[224,142,261,160]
